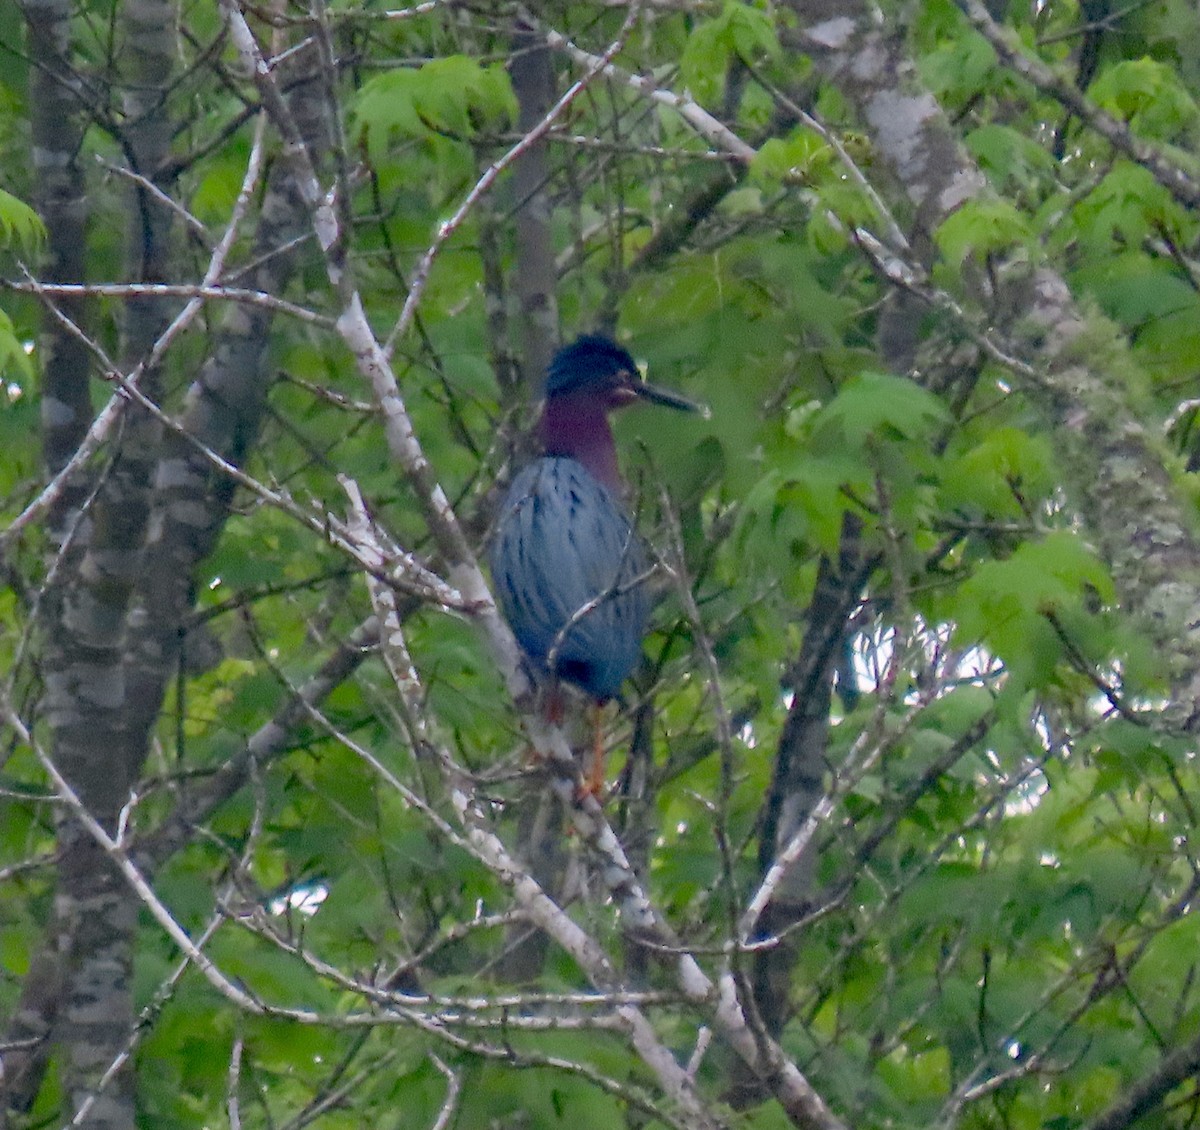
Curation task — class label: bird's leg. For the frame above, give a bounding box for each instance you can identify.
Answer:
[541,679,566,726]
[584,701,607,799]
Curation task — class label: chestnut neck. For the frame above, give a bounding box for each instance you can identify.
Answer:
[540,392,621,491]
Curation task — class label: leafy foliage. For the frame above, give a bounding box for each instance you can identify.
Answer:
[1,2,1200,1129]
[0,188,43,253]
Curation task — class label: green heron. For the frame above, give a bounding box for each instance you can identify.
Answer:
[491,335,697,788]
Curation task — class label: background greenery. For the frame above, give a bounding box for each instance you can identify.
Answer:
[2,1,1200,1127]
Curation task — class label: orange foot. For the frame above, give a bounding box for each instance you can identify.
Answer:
[582,701,607,800]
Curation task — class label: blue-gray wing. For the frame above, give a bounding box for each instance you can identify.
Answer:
[490,457,650,700]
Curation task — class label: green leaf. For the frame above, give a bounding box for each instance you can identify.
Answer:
[942,426,1056,517]
[1068,163,1177,252]
[1086,266,1200,331]
[1089,57,1200,139]
[0,188,44,253]
[935,198,1032,265]
[0,309,32,382]
[353,57,517,163]
[680,1,780,105]
[749,129,832,188]
[966,124,1058,192]
[813,176,878,231]
[920,26,996,104]
[785,454,869,551]
[900,860,988,925]
[916,684,996,740]
[811,371,949,451]
[876,1045,951,1105]
[954,532,1115,691]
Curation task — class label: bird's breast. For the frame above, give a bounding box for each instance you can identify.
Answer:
[490,457,651,700]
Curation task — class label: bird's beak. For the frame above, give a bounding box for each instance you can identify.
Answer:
[620,367,708,415]
[633,381,706,414]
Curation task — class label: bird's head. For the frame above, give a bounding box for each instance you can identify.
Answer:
[544,335,701,414]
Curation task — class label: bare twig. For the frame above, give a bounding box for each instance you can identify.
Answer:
[4,279,333,326]
[428,1055,461,1130]
[382,5,649,356]
[1,111,271,547]
[956,0,1200,210]
[535,14,757,162]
